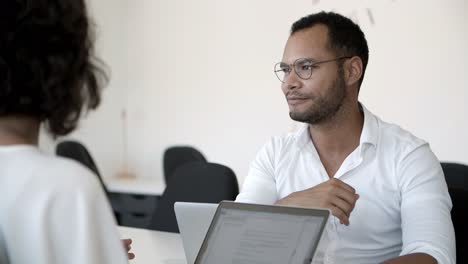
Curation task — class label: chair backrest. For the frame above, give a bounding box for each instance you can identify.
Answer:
[163,146,207,184]
[0,229,9,264]
[149,162,239,233]
[55,140,106,192]
[441,162,468,263]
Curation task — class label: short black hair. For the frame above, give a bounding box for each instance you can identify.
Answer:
[291,11,369,89]
[0,0,107,137]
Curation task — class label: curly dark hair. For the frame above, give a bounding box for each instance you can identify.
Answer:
[0,0,107,137]
[291,12,369,90]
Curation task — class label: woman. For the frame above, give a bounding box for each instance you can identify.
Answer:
[0,0,132,263]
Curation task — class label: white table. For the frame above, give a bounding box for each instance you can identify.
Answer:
[106,178,166,196]
[118,226,187,264]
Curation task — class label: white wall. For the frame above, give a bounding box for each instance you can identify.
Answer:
[41,0,468,185]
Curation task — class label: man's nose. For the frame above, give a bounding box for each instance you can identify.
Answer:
[282,70,301,90]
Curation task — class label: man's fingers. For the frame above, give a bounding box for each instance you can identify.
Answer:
[327,179,359,210]
[330,205,349,225]
[329,178,356,194]
[331,196,354,217]
[326,180,359,225]
[285,179,359,226]
[128,253,135,260]
[334,189,359,210]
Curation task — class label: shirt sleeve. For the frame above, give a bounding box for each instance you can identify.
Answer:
[48,169,129,264]
[235,138,279,204]
[11,164,129,264]
[398,144,456,264]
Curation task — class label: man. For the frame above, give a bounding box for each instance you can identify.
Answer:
[236,12,455,264]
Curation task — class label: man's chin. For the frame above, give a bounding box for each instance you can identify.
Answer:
[289,111,310,123]
[289,111,327,125]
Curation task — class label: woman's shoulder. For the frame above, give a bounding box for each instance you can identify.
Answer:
[40,154,102,192]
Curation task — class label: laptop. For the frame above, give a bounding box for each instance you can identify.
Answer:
[174,202,218,264]
[175,201,330,264]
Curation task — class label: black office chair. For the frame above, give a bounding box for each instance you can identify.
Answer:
[441,162,468,264]
[149,161,239,233]
[56,140,106,191]
[163,146,207,184]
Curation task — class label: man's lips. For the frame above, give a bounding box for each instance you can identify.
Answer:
[287,97,308,105]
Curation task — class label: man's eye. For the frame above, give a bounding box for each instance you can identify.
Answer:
[301,65,314,70]
[281,68,291,74]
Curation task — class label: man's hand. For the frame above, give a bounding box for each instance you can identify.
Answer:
[276,178,359,225]
[122,238,135,260]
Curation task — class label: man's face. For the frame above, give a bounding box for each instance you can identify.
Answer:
[280,25,347,125]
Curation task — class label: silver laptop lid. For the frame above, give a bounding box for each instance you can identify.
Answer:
[195,201,330,264]
[174,202,218,264]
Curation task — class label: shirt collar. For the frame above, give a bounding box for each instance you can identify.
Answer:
[359,104,379,147]
[293,103,379,149]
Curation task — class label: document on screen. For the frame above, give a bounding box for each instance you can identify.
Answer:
[197,208,324,264]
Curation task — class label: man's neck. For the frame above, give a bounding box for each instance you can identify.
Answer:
[308,102,364,176]
[0,115,40,146]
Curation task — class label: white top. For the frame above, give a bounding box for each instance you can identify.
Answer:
[0,145,128,264]
[236,106,455,264]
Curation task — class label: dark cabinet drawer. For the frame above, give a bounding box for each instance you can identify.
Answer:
[108,192,160,228]
[120,193,159,213]
[119,212,154,229]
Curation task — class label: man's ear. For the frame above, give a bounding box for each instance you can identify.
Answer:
[344,56,363,86]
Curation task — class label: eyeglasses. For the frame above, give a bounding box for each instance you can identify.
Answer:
[274,56,351,83]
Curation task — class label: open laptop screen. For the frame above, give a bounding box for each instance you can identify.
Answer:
[195,201,329,264]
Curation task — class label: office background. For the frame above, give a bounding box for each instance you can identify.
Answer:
[40,0,468,185]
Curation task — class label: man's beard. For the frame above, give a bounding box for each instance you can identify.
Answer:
[289,72,346,125]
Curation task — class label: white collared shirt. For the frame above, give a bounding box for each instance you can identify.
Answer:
[236,105,455,264]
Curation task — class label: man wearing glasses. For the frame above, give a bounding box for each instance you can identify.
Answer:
[236,12,455,264]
